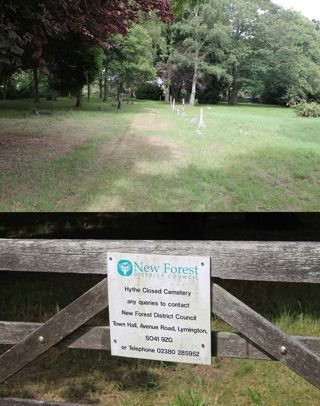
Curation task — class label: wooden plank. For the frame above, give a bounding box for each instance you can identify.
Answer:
[1,239,320,282]
[214,332,320,360]
[0,399,93,406]
[1,322,320,360]
[212,284,320,388]
[0,279,108,383]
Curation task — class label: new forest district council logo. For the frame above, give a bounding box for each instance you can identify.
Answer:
[117,260,133,277]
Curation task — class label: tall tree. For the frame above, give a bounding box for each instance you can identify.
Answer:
[260,10,320,104]
[108,25,156,109]
[172,1,223,105]
[48,38,104,108]
[0,1,173,83]
[214,0,276,105]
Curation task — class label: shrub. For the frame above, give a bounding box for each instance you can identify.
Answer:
[136,82,164,100]
[294,101,320,117]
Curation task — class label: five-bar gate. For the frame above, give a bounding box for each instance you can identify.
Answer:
[0,239,320,405]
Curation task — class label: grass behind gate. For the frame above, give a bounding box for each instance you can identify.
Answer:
[0,273,320,405]
[0,98,320,211]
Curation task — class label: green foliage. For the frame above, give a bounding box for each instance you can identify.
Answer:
[108,25,156,94]
[171,0,224,104]
[157,0,320,105]
[260,10,320,104]
[247,388,263,405]
[294,101,320,118]
[170,388,207,406]
[136,83,164,100]
[2,70,49,99]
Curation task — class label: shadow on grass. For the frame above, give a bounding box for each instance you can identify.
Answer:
[0,98,155,117]
[0,346,168,403]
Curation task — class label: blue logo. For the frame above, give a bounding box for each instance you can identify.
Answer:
[117,260,133,276]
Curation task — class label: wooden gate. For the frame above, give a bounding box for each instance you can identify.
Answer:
[0,239,320,405]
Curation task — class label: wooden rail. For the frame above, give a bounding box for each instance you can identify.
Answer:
[1,321,320,361]
[1,239,320,282]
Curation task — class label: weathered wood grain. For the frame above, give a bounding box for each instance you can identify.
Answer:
[212,283,320,388]
[1,239,320,282]
[0,279,108,383]
[1,322,320,360]
[0,399,93,406]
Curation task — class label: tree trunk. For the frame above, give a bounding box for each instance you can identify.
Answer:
[103,72,108,102]
[3,82,7,100]
[117,85,122,110]
[75,88,83,108]
[87,83,91,103]
[164,84,170,104]
[228,82,239,106]
[33,68,40,103]
[189,70,197,106]
[99,78,103,99]
[229,62,239,105]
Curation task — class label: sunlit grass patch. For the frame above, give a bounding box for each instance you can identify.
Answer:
[0,98,320,211]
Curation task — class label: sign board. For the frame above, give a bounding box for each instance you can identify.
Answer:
[107,253,211,365]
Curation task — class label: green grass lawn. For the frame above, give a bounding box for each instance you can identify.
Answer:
[0,274,320,405]
[0,97,320,211]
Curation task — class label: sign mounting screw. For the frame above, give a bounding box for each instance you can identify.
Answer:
[38,336,45,344]
[280,345,287,355]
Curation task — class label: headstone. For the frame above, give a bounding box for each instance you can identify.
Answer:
[181,104,186,117]
[198,108,206,129]
[172,99,176,112]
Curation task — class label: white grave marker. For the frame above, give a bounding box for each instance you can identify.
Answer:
[198,107,206,129]
[108,253,211,365]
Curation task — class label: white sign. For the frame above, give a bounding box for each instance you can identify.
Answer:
[107,253,211,365]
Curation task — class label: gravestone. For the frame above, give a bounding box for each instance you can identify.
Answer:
[198,108,206,129]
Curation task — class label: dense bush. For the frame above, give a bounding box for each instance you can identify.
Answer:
[135,83,164,100]
[294,101,320,117]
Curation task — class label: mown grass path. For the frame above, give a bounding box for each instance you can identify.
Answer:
[0,98,319,211]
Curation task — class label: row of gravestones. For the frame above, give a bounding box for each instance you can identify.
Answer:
[168,95,206,135]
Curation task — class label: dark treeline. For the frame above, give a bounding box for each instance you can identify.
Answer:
[1,1,320,107]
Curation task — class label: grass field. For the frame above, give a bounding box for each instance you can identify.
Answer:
[0,274,320,405]
[0,98,320,211]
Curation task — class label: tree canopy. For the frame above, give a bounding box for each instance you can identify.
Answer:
[1,0,320,107]
[0,0,172,82]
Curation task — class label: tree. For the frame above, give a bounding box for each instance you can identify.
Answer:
[260,10,320,104]
[171,1,221,105]
[108,25,156,109]
[210,0,276,105]
[48,38,104,108]
[0,1,173,84]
